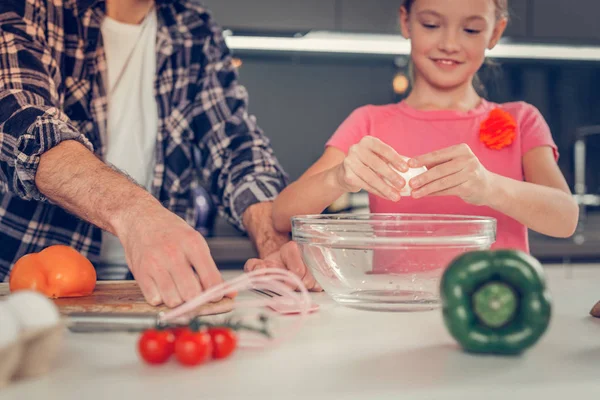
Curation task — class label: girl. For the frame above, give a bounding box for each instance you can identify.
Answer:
[272,0,579,255]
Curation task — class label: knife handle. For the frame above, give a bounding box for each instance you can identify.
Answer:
[66,313,159,333]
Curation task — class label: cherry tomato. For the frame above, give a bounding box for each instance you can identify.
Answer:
[138,329,175,365]
[174,329,212,366]
[208,327,238,360]
[170,326,188,339]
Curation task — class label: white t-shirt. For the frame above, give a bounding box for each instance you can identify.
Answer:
[98,10,158,272]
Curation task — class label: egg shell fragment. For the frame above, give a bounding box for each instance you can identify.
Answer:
[389,164,428,196]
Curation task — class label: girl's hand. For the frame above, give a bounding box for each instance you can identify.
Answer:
[335,136,409,202]
[408,144,496,206]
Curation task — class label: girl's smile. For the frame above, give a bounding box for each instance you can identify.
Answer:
[430,57,465,70]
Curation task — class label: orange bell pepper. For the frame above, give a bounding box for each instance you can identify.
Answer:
[9,245,96,298]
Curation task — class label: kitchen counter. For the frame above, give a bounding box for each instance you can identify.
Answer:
[3,265,600,400]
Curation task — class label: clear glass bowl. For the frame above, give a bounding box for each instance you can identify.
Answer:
[292,214,497,312]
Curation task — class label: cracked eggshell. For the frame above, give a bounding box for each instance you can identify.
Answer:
[390,164,428,196]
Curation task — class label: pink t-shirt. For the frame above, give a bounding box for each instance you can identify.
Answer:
[326,99,559,255]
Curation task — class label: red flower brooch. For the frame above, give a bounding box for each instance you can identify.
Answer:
[479,108,517,150]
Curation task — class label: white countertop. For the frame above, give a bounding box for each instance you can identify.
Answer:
[3,264,600,400]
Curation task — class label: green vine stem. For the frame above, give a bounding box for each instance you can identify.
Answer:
[161,314,272,339]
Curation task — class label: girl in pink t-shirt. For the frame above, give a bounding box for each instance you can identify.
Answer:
[272,0,578,256]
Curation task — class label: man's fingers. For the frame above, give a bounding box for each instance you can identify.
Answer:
[245,242,323,292]
[278,242,305,278]
[168,254,203,302]
[136,273,163,306]
[244,258,263,272]
[186,236,227,300]
[280,241,317,291]
[247,258,301,291]
[282,241,322,292]
[152,267,183,308]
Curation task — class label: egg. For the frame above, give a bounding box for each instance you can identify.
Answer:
[4,291,64,379]
[5,291,61,331]
[0,302,23,388]
[390,163,428,197]
[0,302,20,348]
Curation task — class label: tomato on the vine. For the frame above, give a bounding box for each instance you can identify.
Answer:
[208,327,238,360]
[170,326,188,339]
[138,329,175,365]
[174,328,212,366]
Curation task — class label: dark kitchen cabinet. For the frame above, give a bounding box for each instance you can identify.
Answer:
[504,0,529,38]
[200,0,336,33]
[337,0,402,34]
[532,0,600,43]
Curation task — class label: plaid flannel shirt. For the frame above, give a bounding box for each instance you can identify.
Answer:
[0,0,288,281]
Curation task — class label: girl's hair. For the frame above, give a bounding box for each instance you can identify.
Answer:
[402,0,509,20]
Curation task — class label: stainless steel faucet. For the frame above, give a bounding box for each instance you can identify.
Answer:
[573,125,600,244]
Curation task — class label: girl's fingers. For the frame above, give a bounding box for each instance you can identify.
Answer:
[409,158,464,189]
[410,143,472,169]
[428,187,464,197]
[349,159,402,201]
[412,170,467,198]
[355,147,406,189]
[362,136,410,172]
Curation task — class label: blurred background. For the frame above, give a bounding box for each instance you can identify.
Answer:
[193,0,600,268]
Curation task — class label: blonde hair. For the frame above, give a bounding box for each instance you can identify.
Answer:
[402,0,509,20]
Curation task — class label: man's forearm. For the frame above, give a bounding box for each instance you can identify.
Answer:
[487,173,579,238]
[35,140,160,235]
[242,201,289,258]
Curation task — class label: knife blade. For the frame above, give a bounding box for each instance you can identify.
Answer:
[66,312,160,333]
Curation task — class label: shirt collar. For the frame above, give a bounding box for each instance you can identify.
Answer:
[76,0,178,15]
[76,0,98,14]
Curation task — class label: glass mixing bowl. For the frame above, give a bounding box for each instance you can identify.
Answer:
[292,214,496,311]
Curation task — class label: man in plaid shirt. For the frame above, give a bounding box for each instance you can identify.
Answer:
[0,0,320,306]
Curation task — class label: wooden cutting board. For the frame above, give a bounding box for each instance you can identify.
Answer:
[0,281,233,316]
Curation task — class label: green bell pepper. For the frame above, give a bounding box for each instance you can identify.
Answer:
[440,249,552,355]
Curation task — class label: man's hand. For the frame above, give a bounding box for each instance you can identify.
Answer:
[36,140,226,307]
[244,241,322,292]
[242,201,288,258]
[242,202,322,292]
[116,203,226,307]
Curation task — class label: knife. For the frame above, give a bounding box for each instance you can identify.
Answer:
[66,312,161,333]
